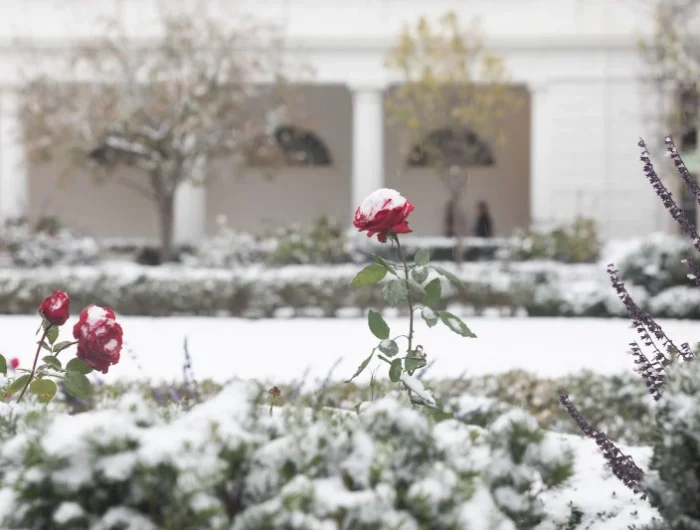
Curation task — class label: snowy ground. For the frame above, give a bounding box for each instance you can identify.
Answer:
[2,315,699,385]
[542,434,658,529]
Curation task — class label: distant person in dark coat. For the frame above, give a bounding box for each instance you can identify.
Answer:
[474,201,493,238]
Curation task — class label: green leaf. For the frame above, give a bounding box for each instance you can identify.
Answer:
[345,349,375,383]
[351,263,388,287]
[66,358,94,375]
[405,352,427,372]
[378,339,399,357]
[389,358,403,382]
[415,249,430,267]
[381,279,409,307]
[368,310,390,340]
[424,278,442,308]
[432,266,463,288]
[438,311,477,337]
[373,255,398,275]
[406,278,426,295]
[6,374,30,395]
[53,341,76,354]
[0,354,6,376]
[46,327,59,345]
[30,379,57,403]
[37,341,52,353]
[64,372,92,399]
[431,410,455,422]
[411,266,429,284]
[42,356,62,370]
[421,306,439,328]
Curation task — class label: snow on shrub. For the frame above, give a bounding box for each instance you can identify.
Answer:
[613,233,695,295]
[0,221,99,268]
[645,359,700,526]
[182,215,260,268]
[648,285,700,319]
[0,381,577,529]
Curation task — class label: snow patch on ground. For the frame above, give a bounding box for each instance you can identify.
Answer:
[2,316,699,386]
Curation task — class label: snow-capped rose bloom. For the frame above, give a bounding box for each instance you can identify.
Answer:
[353,188,414,243]
[39,290,70,326]
[72,305,123,374]
[9,358,19,370]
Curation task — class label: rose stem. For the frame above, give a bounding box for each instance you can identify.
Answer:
[393,235,414,353]
[17,325,52,403]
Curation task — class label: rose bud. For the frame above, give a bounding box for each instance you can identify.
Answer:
[39,290,70,326]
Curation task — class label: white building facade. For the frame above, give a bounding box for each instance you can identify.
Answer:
[0,0,674,242]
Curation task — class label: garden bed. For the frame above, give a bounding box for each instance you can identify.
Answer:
[0,258,697,318]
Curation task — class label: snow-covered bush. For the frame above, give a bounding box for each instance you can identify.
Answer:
[260,216,354,266]
[0,381,576,529]
[648,285,700,319]
[0,220,100,268]
[614,234,694,296]
[508,218,601,263]
[183,216,356,268]
[645,359,700,527]
[182,215,260,268]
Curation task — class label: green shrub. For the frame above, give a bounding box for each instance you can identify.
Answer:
[261,216,352,266]
[616,235,695,296]
[511,218,601,263]
[0,382,575,529]
[645,359,700,528]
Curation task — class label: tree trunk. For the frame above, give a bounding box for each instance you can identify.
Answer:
[453,194,465,265]
[158,194,176,263]
[445,169,468,265]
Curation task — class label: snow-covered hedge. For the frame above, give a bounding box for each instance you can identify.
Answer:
[612,233,696,296]
[0,260,607,318]
[0,221,100,268]
[0,380,584,529]
[506,218,601,263]
[0,259,697,318]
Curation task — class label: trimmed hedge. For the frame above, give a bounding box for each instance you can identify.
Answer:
[1,259,698,318]
[0,260,624,318]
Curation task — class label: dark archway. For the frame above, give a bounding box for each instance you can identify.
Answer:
[274,125,333,166]
[407,128,495,168]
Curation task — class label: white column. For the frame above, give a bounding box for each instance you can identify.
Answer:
[529,83,552,230]
[173,157,207,246]
[351,86,385,216]
[0,90,29,224]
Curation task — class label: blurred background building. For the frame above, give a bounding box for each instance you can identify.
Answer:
[0,0,678,244]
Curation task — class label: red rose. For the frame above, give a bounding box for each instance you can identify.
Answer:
[9,358,19,370]
[72,304,123,374]
[353,188,414,243]
[39,290,70,326]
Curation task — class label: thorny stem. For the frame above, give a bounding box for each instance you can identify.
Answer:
[17,325,52,404]
[393,235,414,353]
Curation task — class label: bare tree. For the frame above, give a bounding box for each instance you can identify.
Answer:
[384,11,521,263]
[18,4,302,262]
